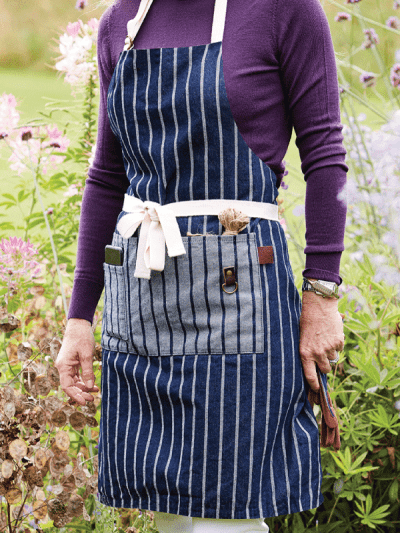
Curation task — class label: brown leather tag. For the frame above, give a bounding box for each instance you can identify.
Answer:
[258,246,274,264]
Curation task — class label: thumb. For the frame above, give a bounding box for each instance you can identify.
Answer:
[80,348,95,389]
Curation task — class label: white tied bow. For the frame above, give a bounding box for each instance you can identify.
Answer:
[116,195,186,279]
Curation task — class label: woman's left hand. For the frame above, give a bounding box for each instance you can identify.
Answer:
[299,289,345,393]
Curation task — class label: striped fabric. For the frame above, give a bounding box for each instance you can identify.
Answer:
[98,38,324,519]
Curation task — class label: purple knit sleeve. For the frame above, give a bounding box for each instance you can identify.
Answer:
[67,6,129,325]
[274,0,348,285]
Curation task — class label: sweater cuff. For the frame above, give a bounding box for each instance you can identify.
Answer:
[67,278,104,325]
[302,251,343,285]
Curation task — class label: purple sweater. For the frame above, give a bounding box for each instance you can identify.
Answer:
[68,0,348,325]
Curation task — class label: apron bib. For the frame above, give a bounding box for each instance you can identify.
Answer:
[97,0,324,519]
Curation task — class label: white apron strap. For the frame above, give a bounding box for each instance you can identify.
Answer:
[211,0,228,44]
[125,0,228,49]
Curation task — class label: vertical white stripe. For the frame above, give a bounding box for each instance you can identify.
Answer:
[291,388,305,511]
[106,351,115,505]
[186,47,195,207]
[256,226,272,518]
[245,353,257,517]
[275,223,302,513]
[154,358,165,510]
[216,354,226,518]
[259,159,266,204]
[200,45,210,231]
[113,353,124,504]
[119,53,139,182]
[132,355,144,506]
[296,417,314,506]
[122,356,134,506]
[176,356,187,515]
[248,148,253,205]
[157,49,168,191]
[267,219,285,515]
[234,125,238,200]
[215,47,224,235]
[142,357,154,505]
[145,49,162,203]
[201,354,212,516]
[172,48,181,202]
[231,353,240,518]
[131,50,152,196]
[188,353,198,516]
[165,356,176,514]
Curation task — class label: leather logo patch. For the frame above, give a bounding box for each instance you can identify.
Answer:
[258,246,274,264]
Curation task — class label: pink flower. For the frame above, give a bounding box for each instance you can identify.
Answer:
[0,237,43,285]
[387,16,400,29]
[279,218,287,232]
[75,0,88,10]
[360,71,377,88]
[63,184,81,198]
[394,1,400,9]
[66,21,81,38]
[390,63,400,88]
[335,12,352,22]
[8,124,70,176]
[87,18,100,32]
[362,28,379,49]
[0,93,20,136]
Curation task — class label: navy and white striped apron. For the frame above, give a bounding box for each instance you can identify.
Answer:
[97,0,324,519]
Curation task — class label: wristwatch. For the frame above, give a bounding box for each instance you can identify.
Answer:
[301,278,340,299]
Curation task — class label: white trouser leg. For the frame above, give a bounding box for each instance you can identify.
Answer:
[153,511,193,533]
[191,517,269,533]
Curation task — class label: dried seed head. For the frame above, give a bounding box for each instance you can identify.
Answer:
[1,460,14,479]
[33,499,48,520]
[69,411,87,431]
[5,487,22,504]
[51,410,68,427]
[9,439,28,462]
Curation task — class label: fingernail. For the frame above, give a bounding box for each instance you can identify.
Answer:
[87,380,94,388]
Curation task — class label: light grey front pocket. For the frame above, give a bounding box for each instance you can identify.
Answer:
[103,262,129,341]
[125,232,264,356]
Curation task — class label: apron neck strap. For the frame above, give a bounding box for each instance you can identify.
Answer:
[211,0,228,44]
[126,0,228,45]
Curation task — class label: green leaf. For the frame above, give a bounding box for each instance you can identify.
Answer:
[1,193,16,202]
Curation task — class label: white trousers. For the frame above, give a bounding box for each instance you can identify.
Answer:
[153,511,270,533]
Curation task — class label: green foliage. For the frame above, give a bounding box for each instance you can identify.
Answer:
[1,1,400,532]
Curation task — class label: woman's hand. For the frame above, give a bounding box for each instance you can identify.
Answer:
[299,287,345,393]
[55,318,99,406]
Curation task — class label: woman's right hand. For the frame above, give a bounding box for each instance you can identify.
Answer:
[55,318,99,406]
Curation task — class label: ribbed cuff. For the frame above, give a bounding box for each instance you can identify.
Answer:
[302,251,343,285]
[67,278,104,325]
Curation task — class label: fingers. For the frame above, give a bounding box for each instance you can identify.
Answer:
[55,330,97,406]
[301,359,319,393]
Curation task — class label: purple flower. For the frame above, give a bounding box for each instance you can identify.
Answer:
[362,28,379,49]
[75,0,88,9]
[335,12,352,22]
[360,71,377,88]
[0,236,42,284]
[390,63,400,89]
[386,16,400,29]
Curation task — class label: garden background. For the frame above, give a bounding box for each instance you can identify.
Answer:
[0,0,400,532]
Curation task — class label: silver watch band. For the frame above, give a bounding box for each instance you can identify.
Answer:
[302,278,340,299]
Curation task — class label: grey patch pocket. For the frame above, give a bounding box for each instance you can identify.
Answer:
[103,262,129,341]
[125,232,265,356]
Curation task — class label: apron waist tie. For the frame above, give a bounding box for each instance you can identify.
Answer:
[116,194,280,279]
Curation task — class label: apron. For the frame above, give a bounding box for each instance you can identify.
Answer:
[97,0,324,519]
